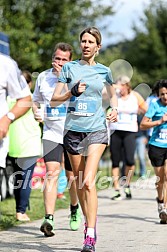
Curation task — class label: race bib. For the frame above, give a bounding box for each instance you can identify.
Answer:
[155,128,167,143]
[46,104,66,120]
[118,113,136,124]
[68,97,96,117]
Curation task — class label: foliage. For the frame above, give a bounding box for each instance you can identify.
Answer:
[1,0,167,88]
[98,0,167,88]
[124,0,167,86]
[98,45,124,67]
[0,0,115,72]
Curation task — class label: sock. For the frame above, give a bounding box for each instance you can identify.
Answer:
[157,198,164,203]
[70,203,79,212]
[86,227,95,238]
[83,216,87,225]
[45,214,53,220]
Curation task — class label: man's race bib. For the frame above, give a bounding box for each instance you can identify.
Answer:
[68,97,96,117]
[46,104,66,120]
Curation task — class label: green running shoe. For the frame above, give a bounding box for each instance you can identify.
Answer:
[111,190,122,201]
[124,187,132,199]
[40,216,55,237]
[70,208,81,231]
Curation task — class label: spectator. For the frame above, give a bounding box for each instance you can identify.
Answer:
[57,153,67,200]
[135,113,148,178]
[8,70,42,221]
[0,53,31,176]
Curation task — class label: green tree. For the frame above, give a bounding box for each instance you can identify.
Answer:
[125,0,167,85]
[0,0,41,70]
[99,0,167,88]
[0,0,115,72]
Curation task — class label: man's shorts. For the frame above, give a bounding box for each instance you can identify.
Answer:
[148,144,167,167]
[63,129,108,155]
[43,139,72,171]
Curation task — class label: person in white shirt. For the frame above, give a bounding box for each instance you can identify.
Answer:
[0,53,31,170]
[33,43,81,237]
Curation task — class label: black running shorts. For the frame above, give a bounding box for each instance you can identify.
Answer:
[63,129,108,155]
[43,139,72,171]
[148,144,167,167]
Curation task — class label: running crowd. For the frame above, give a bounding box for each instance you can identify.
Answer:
[0,26,167,252]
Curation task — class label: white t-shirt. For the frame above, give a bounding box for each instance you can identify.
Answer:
[0,53,30,167]
[33,68,67,144]
[0,53,30,119]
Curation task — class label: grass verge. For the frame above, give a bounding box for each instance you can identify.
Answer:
[0,189,70,231]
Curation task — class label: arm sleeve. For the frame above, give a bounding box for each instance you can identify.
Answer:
[145,101,156,119]
[105,68,114,86]
[7,60,30,98]
[32,77,43,103]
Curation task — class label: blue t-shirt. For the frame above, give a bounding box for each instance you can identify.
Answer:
[58,60,113,132]
[145,99,167,148]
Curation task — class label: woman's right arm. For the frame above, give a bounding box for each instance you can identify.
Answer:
[140,114,167,130]
[50,81,86,107]
[50,82,72,107]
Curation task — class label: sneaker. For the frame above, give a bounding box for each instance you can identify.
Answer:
[16,212,30,222]
[159,208,167,221]
[57,193,66,200]
[141,175,146,180]
[124,187,132,199]
[111,190,122,200]
[40,216,55,237]
[156,197,164,214]
[81,236,95,252]
[70,208,81,231]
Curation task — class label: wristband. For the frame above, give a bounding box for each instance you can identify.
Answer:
[71,82,82,97]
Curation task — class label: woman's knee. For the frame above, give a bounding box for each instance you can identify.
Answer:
[83,179,95,191]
